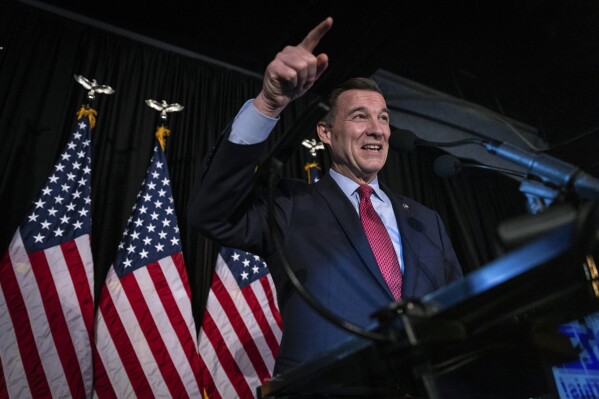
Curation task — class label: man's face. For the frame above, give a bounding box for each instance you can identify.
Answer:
[317,89,391,184]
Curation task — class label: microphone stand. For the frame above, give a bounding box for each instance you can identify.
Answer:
[436,155,578,250]
[518,180,560,215]
[453,160,561,215]
[398,128,599,201]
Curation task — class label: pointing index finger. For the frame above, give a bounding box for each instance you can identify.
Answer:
[299,17,333,52]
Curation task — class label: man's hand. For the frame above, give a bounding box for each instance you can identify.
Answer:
[254,17,333,117]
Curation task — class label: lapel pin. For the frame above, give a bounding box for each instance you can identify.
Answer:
[402,203,410,211]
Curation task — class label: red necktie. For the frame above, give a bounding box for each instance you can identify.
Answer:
[357,184,402,300]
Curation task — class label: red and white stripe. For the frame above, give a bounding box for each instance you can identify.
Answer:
[0,231,94,398]
[198,253,282,399]
[93,252,202,398]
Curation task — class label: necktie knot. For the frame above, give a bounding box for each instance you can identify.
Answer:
[357,184,374,200]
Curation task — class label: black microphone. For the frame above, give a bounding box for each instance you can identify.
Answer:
[388,129,419,153]
[433,154,461,177]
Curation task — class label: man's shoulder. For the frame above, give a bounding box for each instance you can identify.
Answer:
[277,174,336,199]
[280,177,309,189]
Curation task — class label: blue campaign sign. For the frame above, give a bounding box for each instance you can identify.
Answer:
[553,312,599,398]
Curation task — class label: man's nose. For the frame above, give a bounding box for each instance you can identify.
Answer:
[366,119,386,137]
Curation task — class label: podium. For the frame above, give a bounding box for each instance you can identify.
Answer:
[258,204,599,398]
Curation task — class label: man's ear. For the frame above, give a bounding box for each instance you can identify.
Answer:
[317,121,331,145]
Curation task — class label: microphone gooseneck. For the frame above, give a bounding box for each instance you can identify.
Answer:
[433,154,528,179]
[390,129,599,200]
[388,129,419,153]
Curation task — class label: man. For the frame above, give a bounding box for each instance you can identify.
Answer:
[188,17,462,378]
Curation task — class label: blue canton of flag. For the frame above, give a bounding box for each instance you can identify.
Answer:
[113,144,181,276]
[304,162,321,185]
[221,247,270,288]
[20,119,92,252]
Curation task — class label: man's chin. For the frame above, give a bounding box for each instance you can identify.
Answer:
[360,161,385,175]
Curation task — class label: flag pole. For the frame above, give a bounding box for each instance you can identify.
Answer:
[301,138,324,184]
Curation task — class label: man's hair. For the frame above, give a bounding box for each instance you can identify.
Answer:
[321,77,384,126]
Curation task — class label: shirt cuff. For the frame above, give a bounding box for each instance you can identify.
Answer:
[229,99,279,144]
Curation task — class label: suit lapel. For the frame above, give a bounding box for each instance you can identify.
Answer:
[316,175,396,301]
[383,185,420,299]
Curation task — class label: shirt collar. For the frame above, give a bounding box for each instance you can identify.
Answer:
[328,169,385,202]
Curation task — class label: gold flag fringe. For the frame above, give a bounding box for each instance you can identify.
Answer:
[156,126,171,151]
[304,162,320,172]
[304,162,321,184]
[77,106,97,128]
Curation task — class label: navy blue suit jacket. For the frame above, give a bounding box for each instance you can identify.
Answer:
[188,135,463,374]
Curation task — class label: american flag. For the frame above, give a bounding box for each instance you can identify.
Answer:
[0,108,96,398]
[198,247,282,399]
[198,156,323,398]
[93,142,203,397]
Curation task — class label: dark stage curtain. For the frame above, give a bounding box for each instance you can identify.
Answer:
[0,1,528,327]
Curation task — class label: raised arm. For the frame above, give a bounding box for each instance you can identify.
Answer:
[187,17,333,251]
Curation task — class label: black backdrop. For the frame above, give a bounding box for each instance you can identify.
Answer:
[0,2,526,325]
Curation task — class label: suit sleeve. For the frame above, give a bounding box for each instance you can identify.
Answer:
[187,130,270,251]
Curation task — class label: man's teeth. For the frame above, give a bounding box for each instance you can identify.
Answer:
[362,145,381,150]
